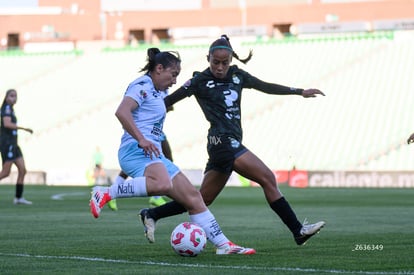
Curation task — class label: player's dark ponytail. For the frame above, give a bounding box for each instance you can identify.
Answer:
[140,48,181,73]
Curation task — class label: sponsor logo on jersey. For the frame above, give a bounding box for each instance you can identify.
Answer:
[206,80,215,88]
[223,89,240,120]
[208,135,222,145]
[151,119,163,137]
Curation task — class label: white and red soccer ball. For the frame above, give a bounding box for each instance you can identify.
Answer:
[170,222,207,257]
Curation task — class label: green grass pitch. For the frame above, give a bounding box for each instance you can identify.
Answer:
[0,184,413,275]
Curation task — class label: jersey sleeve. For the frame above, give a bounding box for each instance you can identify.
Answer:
[124,82,148,106]
[164,72,200,107]
[3,105,13,117]
[240,69,304,95]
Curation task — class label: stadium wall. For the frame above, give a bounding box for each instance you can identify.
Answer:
[238,170,414,188]
[1,171,46,185]
[1,0,414,48]
[37,169,414,188]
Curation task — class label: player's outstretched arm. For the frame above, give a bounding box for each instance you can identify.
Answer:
[302,89,325,98]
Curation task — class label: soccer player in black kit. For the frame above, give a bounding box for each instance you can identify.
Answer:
[0,89,33,205]
[139,35,326,247]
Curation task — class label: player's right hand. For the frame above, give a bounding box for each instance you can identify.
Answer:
[138,139,160,159]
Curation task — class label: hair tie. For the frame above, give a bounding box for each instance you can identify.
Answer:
[209,45,233,53]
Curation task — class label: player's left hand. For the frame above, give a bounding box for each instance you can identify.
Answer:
[302,89,325,98]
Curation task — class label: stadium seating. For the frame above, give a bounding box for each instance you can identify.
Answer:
[1,32,413,184]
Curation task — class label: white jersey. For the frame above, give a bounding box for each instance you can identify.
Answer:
[160,90,169,99]
[119,74,167,151]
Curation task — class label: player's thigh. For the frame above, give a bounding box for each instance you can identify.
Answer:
[161,139,173,161]
[0,161,13,178]
[13,157,26,172]
[144,162,172,194]
[234,150,274,184]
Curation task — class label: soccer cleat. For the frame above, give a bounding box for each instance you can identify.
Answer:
[295,219,325,245]
[89,186,111,218]
[149,196,167,207]
[107,199,118,211]
[216,242,256,255]
[139,208,156,243]
[13,197,32,205]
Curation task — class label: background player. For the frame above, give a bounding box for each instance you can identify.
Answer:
[0,89,33,205]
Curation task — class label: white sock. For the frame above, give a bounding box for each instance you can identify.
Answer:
[114,175,126,185]
[190,209,229,247]
[109,177,147,199]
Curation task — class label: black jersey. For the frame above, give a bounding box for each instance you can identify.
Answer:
[165,65,304,141]
[0,104,18,145]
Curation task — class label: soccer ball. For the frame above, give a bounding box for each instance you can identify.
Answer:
[170,222,207,257]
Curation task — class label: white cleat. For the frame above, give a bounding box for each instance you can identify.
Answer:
[13,197,32,205]
[216,242,256,255]
[295,219,325,245]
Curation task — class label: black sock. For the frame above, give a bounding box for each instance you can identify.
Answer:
[148,200,187,221]
[15,184,23,198]
[270,197,302,237]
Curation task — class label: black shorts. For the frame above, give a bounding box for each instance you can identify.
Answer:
[205,135,247,174]
[0,143,23,163]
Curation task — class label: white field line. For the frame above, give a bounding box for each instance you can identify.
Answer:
[0,253,413,275]
[51,192,87,200]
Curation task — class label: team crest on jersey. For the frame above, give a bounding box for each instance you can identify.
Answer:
[232,74,240,84]
[229,137,240,148]
[139,90,148,99]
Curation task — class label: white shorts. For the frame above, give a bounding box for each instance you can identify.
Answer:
[118,141,180,179]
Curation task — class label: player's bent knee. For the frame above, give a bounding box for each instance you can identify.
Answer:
[161,180,173,193]
[151,179,173,194]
